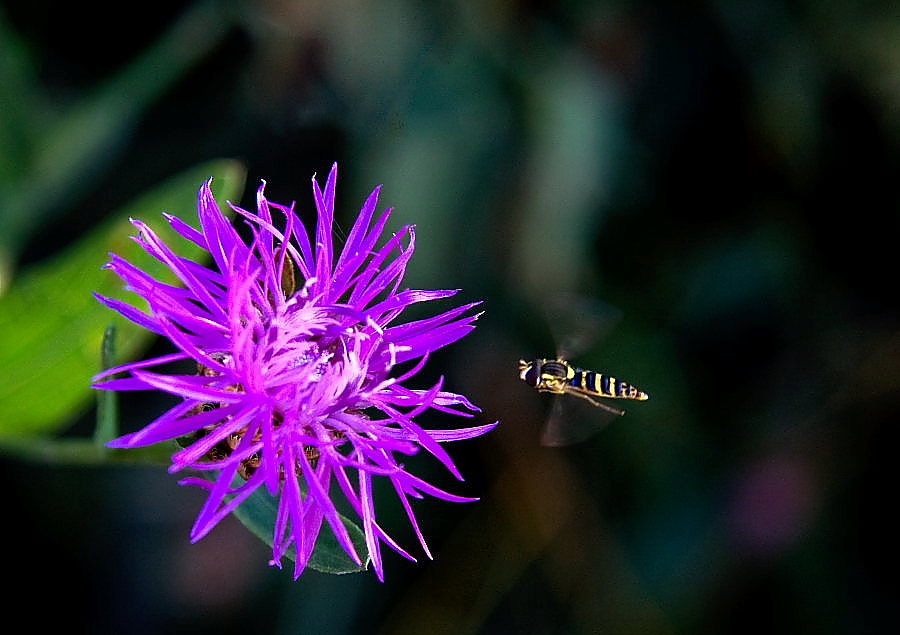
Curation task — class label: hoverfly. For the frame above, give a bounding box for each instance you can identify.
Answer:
[519,293,649,446]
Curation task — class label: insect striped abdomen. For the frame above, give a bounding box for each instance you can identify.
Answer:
[571,369,647,400]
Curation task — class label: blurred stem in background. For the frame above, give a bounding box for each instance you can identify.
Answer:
[0,0,231,293]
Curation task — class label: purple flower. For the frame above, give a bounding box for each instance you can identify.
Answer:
[93,164,495,580]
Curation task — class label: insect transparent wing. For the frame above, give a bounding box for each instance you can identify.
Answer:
[539,394,621,447]
[542,292,623,360]
[530,293,630,445]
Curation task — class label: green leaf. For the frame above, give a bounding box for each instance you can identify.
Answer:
[0,159,246,439]
[230,480,370,575]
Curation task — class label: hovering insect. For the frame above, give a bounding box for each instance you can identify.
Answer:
[520,293,649,445]
[518,357,649,414]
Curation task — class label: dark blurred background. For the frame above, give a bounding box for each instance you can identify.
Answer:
[2,0,898,633]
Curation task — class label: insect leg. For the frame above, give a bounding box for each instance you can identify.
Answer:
[564,387,625,416]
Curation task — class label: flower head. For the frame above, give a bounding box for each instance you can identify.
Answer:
[94,164,495,580]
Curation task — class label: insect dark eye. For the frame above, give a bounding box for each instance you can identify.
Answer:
[523,364,540,387]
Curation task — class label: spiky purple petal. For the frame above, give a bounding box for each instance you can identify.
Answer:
[94,163,496,580]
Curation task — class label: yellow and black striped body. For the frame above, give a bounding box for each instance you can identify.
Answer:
[569,367,648,400]
[518,358,648,415]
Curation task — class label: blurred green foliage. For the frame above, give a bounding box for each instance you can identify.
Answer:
[0,160,245,438]
[1,0,897,634]
[0,0,231,286]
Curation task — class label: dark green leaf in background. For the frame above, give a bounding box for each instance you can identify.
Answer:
[230,477,370,575]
